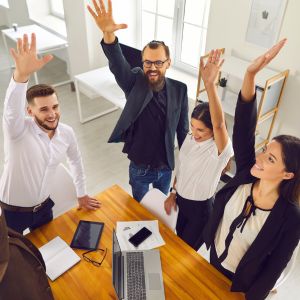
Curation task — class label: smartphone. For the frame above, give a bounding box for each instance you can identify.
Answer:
[128,227,152,247]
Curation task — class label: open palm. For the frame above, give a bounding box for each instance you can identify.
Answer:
[87,0,127,34]
[10,33,53,81]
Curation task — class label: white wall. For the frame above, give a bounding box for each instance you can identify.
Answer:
[3,0,31,27]
[206,0,300,138]
[0,6,8,26]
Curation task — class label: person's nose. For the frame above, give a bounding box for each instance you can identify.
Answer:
[149,63,157,70]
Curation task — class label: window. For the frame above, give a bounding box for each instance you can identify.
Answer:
[50,0,64,19]
[0,0,9,8]
[139,0,211,74]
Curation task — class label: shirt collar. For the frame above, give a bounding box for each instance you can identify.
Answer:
[31,118,60,138]
[190,134,214,146]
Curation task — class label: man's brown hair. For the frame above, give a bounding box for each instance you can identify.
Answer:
[142,40,170,59]
[26,84,57,105]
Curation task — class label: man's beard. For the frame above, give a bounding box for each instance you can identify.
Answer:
[146,70,165,92]
[35,116,59,131]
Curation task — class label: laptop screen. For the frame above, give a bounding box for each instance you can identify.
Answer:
[112,230,124,299]
[119,43,143,69]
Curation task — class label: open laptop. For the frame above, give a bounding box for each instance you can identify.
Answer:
[112,230,165,300]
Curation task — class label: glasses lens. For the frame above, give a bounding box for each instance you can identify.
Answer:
[143,60,152,68]
[154,61,164,68]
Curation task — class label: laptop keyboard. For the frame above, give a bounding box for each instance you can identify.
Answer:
[126,252,146,300]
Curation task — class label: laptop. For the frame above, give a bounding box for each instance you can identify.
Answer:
[112,230,165,300]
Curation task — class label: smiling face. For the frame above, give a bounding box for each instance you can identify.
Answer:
[27,94,60,133]
[190,118,213,143]
[251,140,294,182]
[142,45,170,91]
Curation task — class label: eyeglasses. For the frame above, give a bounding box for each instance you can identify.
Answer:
[82,248,107,267]
[143,59,169,68]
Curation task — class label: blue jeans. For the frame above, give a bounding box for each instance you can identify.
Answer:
[129,161,172,202]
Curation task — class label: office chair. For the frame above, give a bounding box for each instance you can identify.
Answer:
[140,188,178,231]
[50,164,77,218]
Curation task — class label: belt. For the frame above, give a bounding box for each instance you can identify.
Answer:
[0,198,51,213]
[132,162,170,171]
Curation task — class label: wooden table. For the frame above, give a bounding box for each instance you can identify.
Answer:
[27,185,244,300]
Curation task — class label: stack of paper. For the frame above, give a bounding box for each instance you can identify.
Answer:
[39,236,81,281]
[116,220,165,251]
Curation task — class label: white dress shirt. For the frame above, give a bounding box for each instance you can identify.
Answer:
[215,183,271,273]
[175,134,233,200]
[0,78,87,207]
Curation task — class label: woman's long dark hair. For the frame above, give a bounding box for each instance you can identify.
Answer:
[191,102,230,174]
[273,135,300,205]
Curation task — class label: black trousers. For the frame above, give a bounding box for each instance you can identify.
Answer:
[176,193,213,250]
[2,198,55,234]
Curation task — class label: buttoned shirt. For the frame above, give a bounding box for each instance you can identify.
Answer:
[0,78,86,207]
[175,134,233,200]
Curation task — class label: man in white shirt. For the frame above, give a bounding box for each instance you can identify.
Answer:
[0,33,100,233]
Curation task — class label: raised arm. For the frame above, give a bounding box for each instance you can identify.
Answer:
[233,39,287,173]
[241,39,287,102]
[200,49,228,154]
[3,33,52,139]
[87,0,127,44]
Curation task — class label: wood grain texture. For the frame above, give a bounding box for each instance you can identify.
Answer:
[27,185,244,300]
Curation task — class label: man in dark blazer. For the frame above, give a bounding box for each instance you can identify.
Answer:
[0,207,54,299]
[88,0,189,201]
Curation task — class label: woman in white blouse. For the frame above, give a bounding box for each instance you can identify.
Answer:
[164,49,233,250]
[203,39,300,300]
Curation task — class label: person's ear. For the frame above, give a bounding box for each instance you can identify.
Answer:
[166,58,171,69]
[27,105,33,116]
[283,171,294,180]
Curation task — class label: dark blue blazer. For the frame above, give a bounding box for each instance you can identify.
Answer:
[101,38,189,170]
[203,93,300,300]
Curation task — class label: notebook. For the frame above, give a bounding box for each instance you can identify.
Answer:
[39,236,81,281]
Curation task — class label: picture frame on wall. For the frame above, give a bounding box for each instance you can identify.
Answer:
[245,0,288,48]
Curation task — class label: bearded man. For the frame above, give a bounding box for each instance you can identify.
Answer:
[0,33,100,233]
[88,0,189,201]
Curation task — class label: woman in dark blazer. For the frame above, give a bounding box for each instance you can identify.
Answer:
[202,39,300,300]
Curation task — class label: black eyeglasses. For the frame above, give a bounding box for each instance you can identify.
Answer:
[82,248,107,267]
[143,59,169,68]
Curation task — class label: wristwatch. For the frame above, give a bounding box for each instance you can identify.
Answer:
[170,187,177,194]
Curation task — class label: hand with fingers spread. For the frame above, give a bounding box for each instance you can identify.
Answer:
[10,33,53,83]
[87,0,127,44]
[200,49,224,87]
[77,195,101,211]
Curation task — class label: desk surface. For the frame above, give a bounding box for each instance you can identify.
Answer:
[27,185,244,300]
[2,24,67,52]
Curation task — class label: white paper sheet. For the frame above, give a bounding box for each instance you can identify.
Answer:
[116,220,165,251]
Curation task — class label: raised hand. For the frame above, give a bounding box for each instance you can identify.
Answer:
[242,38,287,101]
[200,49,224,87]
[87,0,127,41]
[247,38,287,75]
[10,33,53,83]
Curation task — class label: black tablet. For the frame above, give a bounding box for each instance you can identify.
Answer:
[70,220,104,250]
